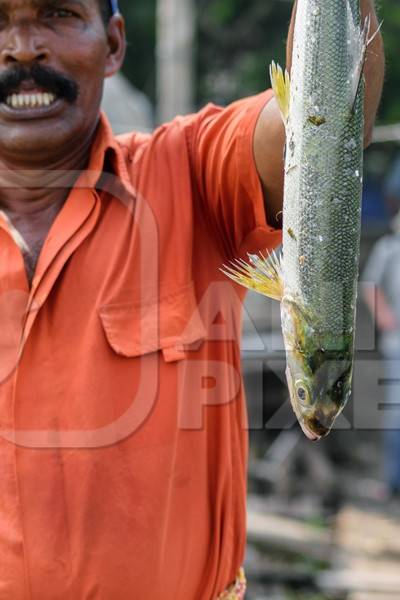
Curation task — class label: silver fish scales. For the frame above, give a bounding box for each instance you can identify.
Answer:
[223,0,370,440]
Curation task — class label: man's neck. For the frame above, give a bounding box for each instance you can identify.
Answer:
[0,128,95,211]
[0,127,97,285]
[1,193,67,287]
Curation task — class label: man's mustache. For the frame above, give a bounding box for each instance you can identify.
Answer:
[0,64,79,104]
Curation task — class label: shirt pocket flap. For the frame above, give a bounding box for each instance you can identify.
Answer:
[98,282,206,363]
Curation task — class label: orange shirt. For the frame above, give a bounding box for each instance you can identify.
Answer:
[0,89,281,600]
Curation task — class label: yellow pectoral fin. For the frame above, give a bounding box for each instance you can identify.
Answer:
[269,61,290,123]
[221,251,284,301]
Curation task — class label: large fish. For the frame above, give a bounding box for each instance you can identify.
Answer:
[224,0,372,440]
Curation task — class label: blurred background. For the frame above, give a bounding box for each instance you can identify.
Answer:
[102,1,400,598]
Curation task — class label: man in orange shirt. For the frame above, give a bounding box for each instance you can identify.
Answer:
[0,1,383,598]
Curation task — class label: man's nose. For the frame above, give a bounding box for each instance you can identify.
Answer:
[1,23,49,66]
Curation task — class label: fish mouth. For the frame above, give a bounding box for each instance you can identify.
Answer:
[300,418,330,442]
[299,421,322,441]
[299,421,320,441]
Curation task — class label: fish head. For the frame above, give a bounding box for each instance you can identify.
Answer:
[281,298,353,441]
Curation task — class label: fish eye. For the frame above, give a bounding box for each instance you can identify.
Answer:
[297,387,306,401]
[295,381,311,406]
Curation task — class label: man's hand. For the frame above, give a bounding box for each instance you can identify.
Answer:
[253,0,385,228]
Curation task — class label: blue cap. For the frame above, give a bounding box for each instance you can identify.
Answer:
[109,0,119,14]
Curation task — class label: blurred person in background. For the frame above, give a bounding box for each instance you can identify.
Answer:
[363,158,400,498]
[383,156,400,218]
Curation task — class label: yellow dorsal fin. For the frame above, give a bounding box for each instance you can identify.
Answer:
[221,250,284,301]
[269,61,291,123]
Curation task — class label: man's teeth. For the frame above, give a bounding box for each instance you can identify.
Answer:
[5,92,57,109]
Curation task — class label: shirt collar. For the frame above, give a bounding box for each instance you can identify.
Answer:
[78,111,134,196]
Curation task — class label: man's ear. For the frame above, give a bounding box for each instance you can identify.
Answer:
[104,15,126,78]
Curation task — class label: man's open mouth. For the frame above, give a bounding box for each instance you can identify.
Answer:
[0,66,78,114]
[4,91,57,110]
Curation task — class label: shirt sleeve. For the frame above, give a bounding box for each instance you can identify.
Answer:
[186,90,282,260]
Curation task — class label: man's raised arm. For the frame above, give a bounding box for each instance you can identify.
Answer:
[253,0,385,228]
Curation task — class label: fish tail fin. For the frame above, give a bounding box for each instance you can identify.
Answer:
[269,61,290,123]
[221,250,284,301]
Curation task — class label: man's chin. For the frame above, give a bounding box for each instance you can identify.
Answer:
[0,109,92,165]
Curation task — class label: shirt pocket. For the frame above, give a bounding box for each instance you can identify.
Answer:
[98,281,206,363]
